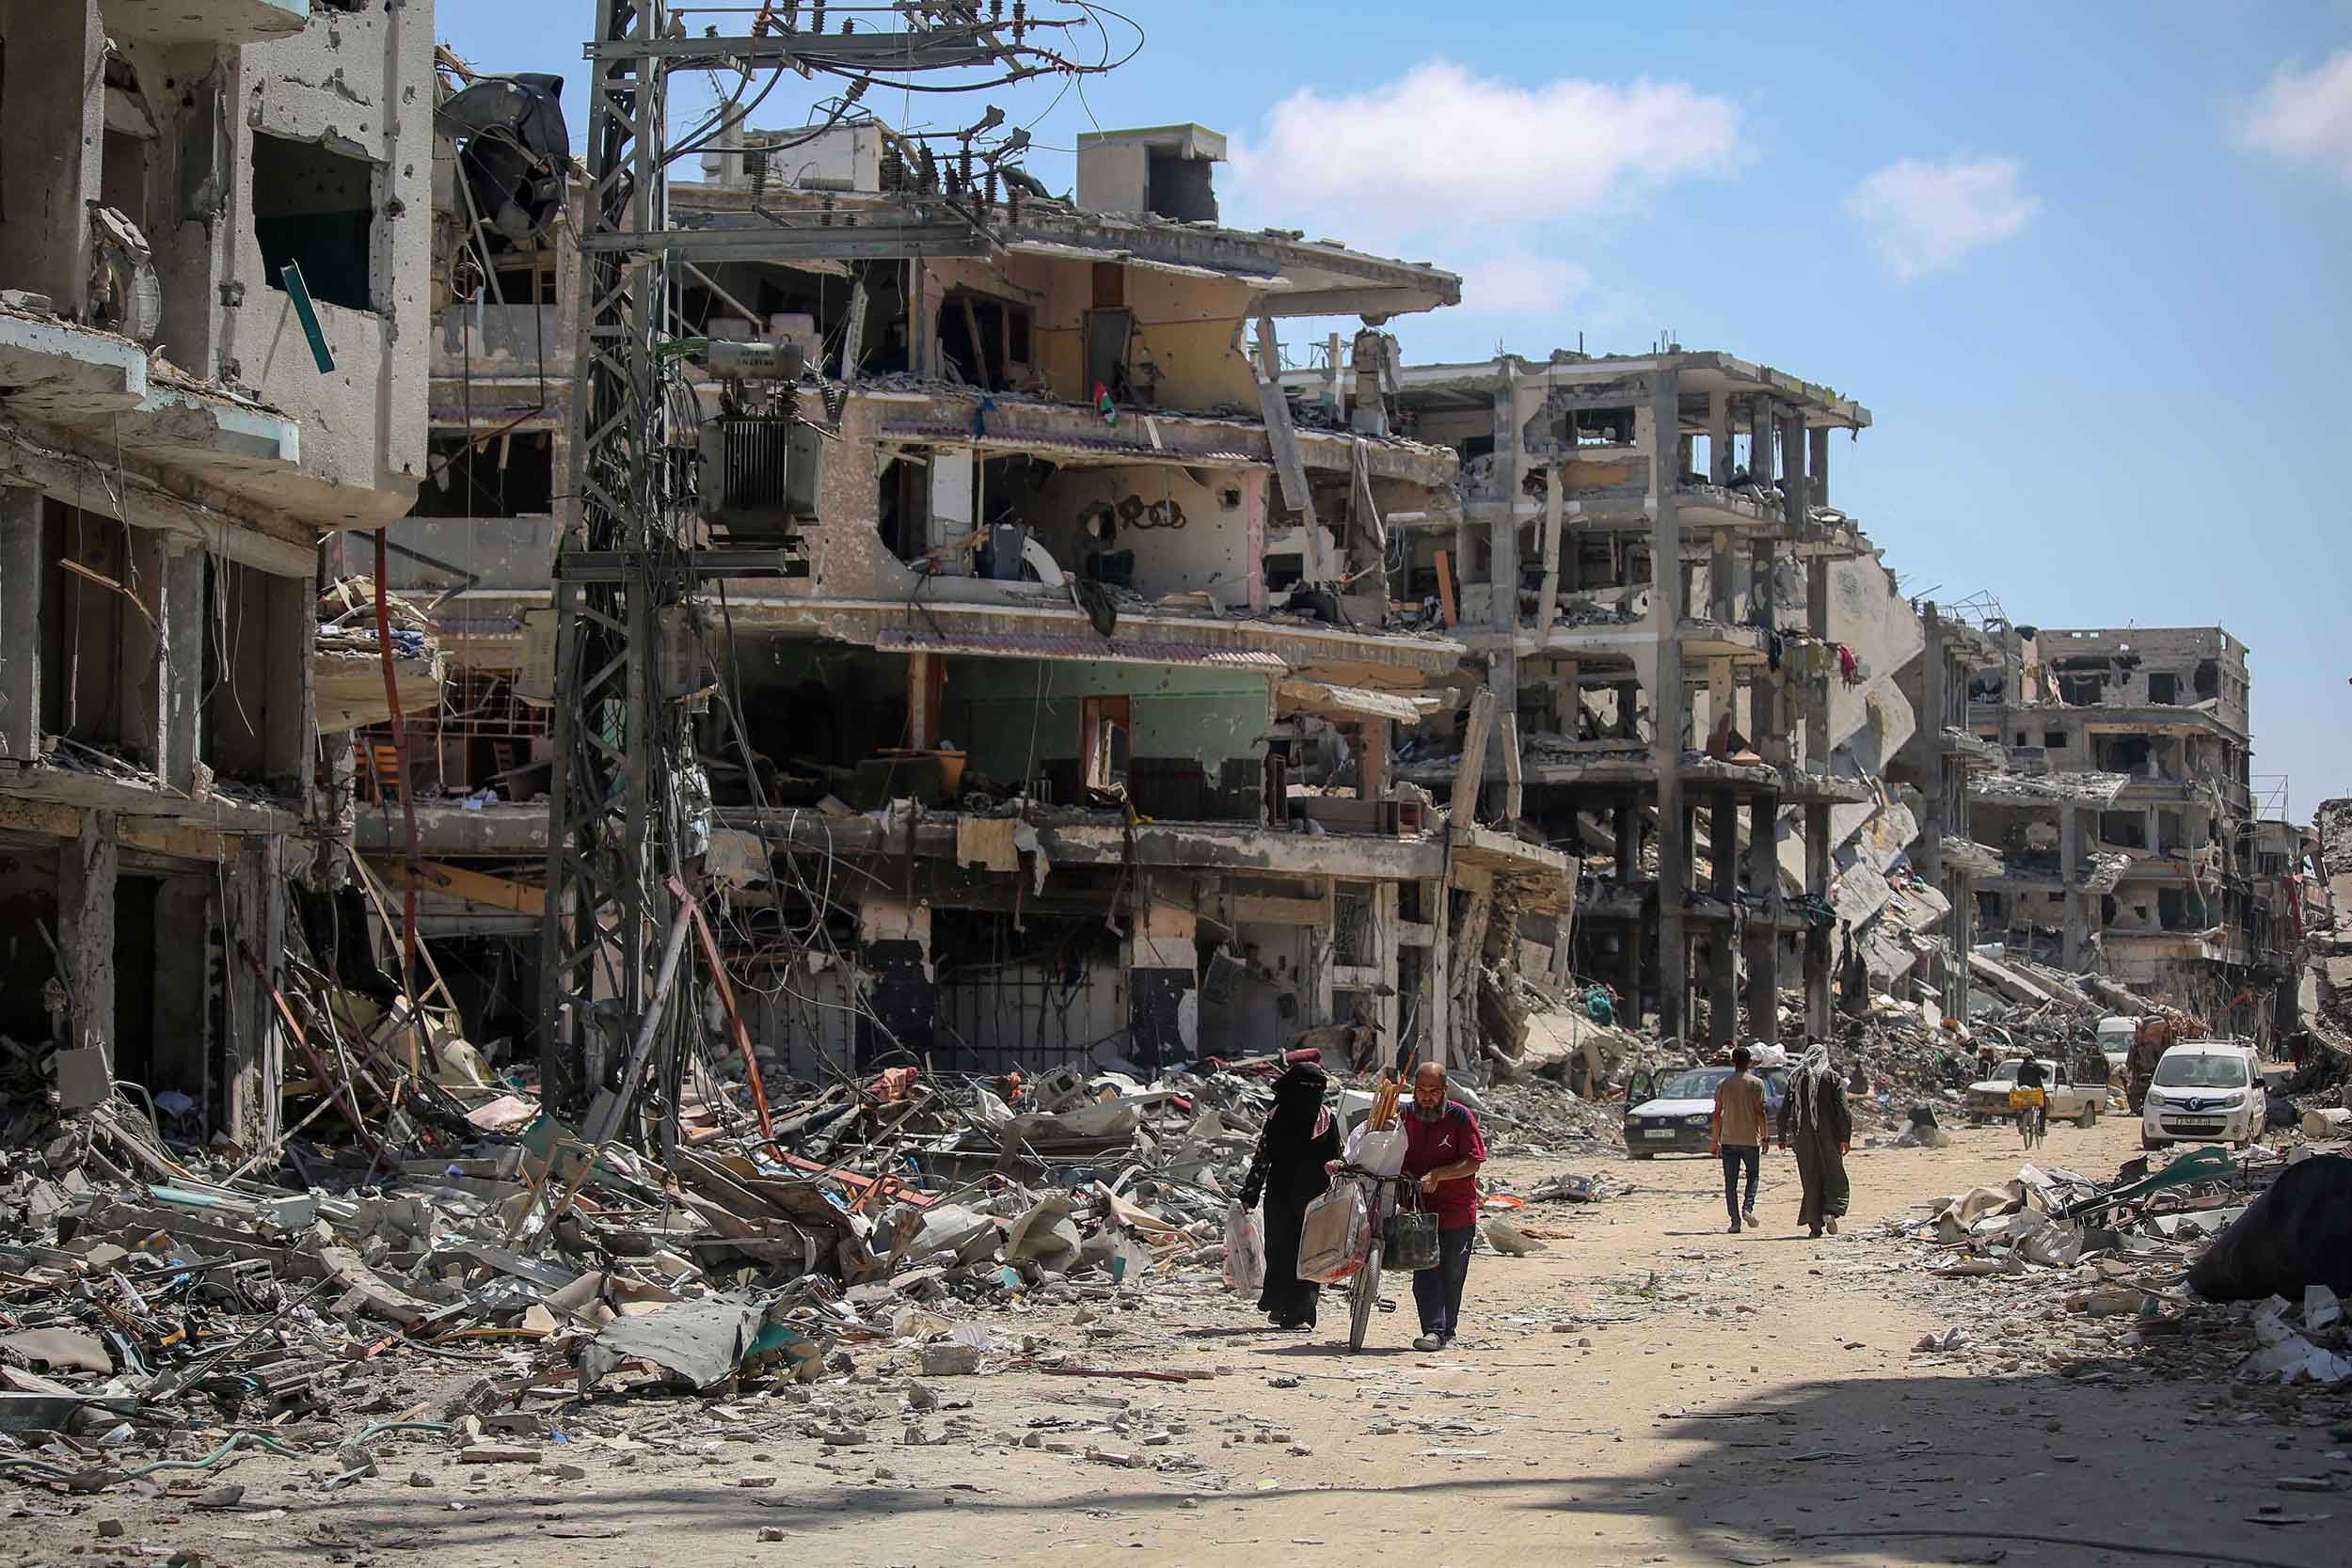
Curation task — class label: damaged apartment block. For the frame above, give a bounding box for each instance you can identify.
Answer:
[0,0,432,1148]
[1967,625,2269,1025]
[354,114,1570,1085]
[1327,347,1881,1045]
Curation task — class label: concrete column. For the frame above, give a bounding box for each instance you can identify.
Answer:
[1747,397,1773,483]
[1804,556,1831,770]
[0,486,41,762]
[1622,913,1646,1025]
[1425,880,1452,1069]
[1949,872,1974,1022]
[0,1,103,315]
[856,897,935,1070]
[262,572,315,800]
[1744,794,1781,1042]
[1649,367,1689,1039]
[1613,679,1640,739]
[1781,410,1812,534]
[1804,801,1832,1036]
[58,812,118,1064]
[1126,899,1199,1072]
[1360,717,1391,801]
[1708,789,1739,1040]
[1708,392,1734,485]
[1808,426,1831,510]
[223,836,285,1150]
[1490,360,1522,631]
[122,531,170,775]
[2059,806,2087,970]
[1708,528,1737,623]
[1709,789,1738,898]
[1485,364,1523,813]
[157,543,204,792]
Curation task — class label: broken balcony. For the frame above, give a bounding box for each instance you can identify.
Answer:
[103,0,310,46]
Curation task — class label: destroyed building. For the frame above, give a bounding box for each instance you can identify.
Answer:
[1886,599,2008,1021]
[1967,625,2264,1017]
[1337,347,1887,1044]
[0,0,434,1148]
[355,119,1570,1077]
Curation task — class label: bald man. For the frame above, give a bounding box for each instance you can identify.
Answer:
[1399,1063,1486,1351]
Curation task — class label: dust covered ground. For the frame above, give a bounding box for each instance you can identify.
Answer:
[6,1114,2344,1568]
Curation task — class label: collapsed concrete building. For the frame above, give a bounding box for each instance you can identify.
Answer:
[0,0,432,1147]
[1966,625,2265,1018]
[353,119,1569,1079]
[1321,347,1887,1045]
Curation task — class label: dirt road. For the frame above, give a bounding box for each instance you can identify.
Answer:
[8,1112,2343,1568]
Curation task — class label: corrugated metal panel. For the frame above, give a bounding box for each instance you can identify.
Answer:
[873,627,1284,671]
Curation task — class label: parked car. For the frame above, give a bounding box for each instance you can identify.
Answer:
[2140,1040,2266,1149]
[1963,1058,2101,1128]
[1624,1065,1788,1158]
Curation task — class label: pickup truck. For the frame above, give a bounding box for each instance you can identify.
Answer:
[1963,1058,2101,1129]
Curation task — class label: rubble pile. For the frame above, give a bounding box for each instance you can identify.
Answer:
[0,987,1484,1509]
[1895,1146,2352,1403]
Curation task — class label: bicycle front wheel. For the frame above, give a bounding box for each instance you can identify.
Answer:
[1348,1242,1384,1351]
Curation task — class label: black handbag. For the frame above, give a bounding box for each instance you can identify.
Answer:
[1384,1197,1440,1271]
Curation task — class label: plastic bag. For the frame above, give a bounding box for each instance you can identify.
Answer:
[1343,1124,1407,1178]
[1296,1182,1372,1283]
[1222,1203,1265,1297]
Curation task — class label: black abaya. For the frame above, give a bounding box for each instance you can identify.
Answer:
[1241,1065,1342,1326]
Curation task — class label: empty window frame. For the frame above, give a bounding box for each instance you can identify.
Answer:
[252,133,376,312]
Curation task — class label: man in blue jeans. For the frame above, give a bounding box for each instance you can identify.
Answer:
[1399,1063,1486,1350]
[1710,1045,1770,1233]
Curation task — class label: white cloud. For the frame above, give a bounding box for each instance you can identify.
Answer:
[2230,48,2352,183]
[1226,60,1740,254]
[1846,155,2038,281]
[1458,252,1590,315]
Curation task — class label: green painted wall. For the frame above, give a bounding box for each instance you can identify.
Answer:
[941,657,1269,784]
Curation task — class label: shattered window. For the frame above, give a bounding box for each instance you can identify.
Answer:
[252,133,377,312]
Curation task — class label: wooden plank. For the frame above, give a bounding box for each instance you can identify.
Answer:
[1434,548,1458,626]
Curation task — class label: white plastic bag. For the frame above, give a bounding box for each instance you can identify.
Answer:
[1295,1182,1372,1283]
[1222,1203,1265,1296]
[1343,1124,1407,1178]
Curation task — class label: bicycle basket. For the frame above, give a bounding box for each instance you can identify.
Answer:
[1384,1207,1440,1271]
[2008,1087,2045,1111]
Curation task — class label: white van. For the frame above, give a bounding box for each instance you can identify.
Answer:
[2139,1040,2265,1149]
[2096,1016,2138,1076]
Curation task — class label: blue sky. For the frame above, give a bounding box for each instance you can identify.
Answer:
[440,2,2352,821]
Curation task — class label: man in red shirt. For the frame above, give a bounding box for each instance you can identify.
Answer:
[1399,1062,1486,1351]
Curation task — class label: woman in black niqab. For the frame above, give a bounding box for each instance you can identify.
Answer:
[1239,1060,1342,1329]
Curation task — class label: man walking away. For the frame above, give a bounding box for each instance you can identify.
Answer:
[1780,1039,1852,1237]
[1711,1046,1769,1233]
[1400,1063,1486,1351]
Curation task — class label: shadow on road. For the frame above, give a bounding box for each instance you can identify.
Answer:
[269,1367,2336,1567]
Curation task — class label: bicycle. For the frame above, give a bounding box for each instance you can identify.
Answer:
[2010,1085,2046,1150]
[1329,1164,1424,1351]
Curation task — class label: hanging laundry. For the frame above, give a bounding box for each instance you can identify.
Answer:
[1836,643,1861,688]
